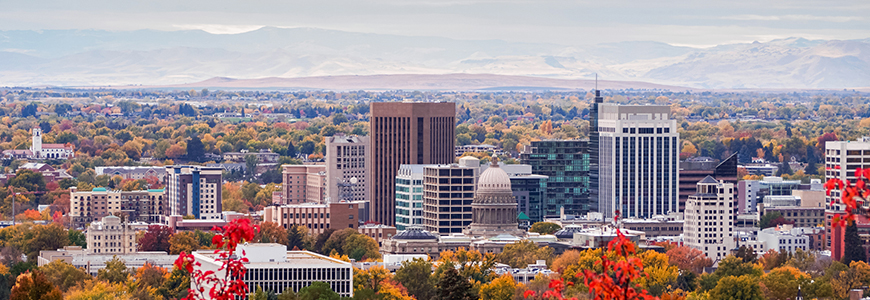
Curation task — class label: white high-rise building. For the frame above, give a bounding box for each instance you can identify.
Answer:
[684,176,736,261]
[596,104,679,219]
[824,137,870,250]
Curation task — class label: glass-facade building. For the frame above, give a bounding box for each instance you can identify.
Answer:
[510,175,549,223]
[520,140,591,218]
[395,165,425,230]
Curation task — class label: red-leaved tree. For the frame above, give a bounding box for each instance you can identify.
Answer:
[174,218,259,300]
[525,211,657,300]
[826,168,870,227]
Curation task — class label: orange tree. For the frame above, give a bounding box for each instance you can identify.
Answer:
[524,211,657,300]
[174,218,259,300]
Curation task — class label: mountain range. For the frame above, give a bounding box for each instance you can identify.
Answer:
[1,27,868,89]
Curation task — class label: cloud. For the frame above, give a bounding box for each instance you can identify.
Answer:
[722,14,863,22]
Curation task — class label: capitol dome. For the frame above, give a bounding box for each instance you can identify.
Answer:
[477,158,512,193]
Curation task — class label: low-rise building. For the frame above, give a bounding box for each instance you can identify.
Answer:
[762,206,825,228]
[95,166,167,182]
[455,144,504,156]
[262,202,359,236]
[223,149,280,163]
[191,244,353,298]
[757,225,810,254]
[86,215,137,254]
[38,247,176,276]
[69,187,167,228]
[357,223,397,246]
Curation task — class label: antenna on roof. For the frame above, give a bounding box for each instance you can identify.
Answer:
[595,73,598,91]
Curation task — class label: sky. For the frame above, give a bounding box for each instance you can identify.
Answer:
[1,0,868,47]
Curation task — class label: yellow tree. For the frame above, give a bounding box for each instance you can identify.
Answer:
[479,273,519,300]
[636,250,679,296]
[832,261,870,299]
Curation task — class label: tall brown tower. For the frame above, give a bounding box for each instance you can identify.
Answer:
[369,101,455,226]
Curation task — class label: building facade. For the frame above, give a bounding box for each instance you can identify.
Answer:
[282,164,327,204]
[422,160,479,234]
[192,244,353,299]
[825,137,870,252]
[69,187,167,228]
[165,166,222,219]
[757,225,810,254]
[455,144,504,156]
[326,135,370,203]
[30,128,75,159]
[369,101,455,226]
[95,166,167,182]
[395,165,425,230]
[464,157,524,238]
[262,202,359,236]
[520,140,590,217]
[684,176,736,261]
[86,215,137,254]
[596,104,679,219]
[679,154,738,213]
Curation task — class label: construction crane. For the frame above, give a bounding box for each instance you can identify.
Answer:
[8,186,45,224]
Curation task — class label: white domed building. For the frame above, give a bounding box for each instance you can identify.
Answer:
[464,157,525,238]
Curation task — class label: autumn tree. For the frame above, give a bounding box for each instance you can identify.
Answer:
[97,256,130,284]
[709,275,763,300]
[10,270,62,300]
[38,260,91,292]
[169,231,201,255]
[138,225,173,252]
[64,279,132,300]
[297,281,340,300]
[665,245,713,274]
[497,240,554,268]
[28,224,69,261]
[479,273,519,300]
[258,221,289,245]
[436,267,474,300]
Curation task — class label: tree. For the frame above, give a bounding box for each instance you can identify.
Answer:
[278,288,298,300]
[497,240,554,268]
[38,260,91,292]
[394,258,436,300]
[245,154,259,179]
[8,169,46,192]
[135,262,168,291]
[758,212,791,229]
[169,231,201,255]
[529,222,561,235]
[479,274,518,300]
[342,234,381,261]
[636,250,679,296]
[97,256,130,283]
[321,228,357,256]
[252,286,268,300]
[258,221,289,245]
[158,266,190,300]
[734,245,757,263]
[831,260,870,299]
[759,266,811,300]
[64,279,132,300]
[666,245,713,274]
[10,270,62,300]
[68,229,86,248]
[297,281,340,300]
[436,267,473,300]
[776,162,792,176]
[28,224,69,261]
[714,255,763,278]
[759,250,789,270]
[287,224,308,250]
[709,275,764,300]
[187,135,205,162]
[138,225,173,252]
[842,220,867,265]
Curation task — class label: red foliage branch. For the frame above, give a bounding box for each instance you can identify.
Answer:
[174,218,259,300]
[825,168,870,227]
[525,211,657,300]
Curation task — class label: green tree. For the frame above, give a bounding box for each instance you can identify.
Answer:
[709,275,764,300]
[7,169,46,192]
[529,222,561,235]
[252,285,268,300]
[394,258,436,300]
[278,288,298,300]
[169,231,201,255]
[714,255,763,278]
[158,266,190,300]
[342,234,381,261]
[436,267,473,300]
[287,224,307,250]
[321,228,357,256]
[297,281,340,300]
[734,245,757,263]
[758,212,784,229]
[97,256,130,283]
[28,224,69,261]
[245,155,259,179]
[842,220,867,265]
[38,260,91,292]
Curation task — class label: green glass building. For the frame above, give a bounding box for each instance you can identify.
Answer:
[520,140,592,218]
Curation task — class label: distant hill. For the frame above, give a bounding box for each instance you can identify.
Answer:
[128,74,693,91]
[0,27,868,89]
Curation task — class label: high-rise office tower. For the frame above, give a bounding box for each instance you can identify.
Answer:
[596,104,679,219]
[326,135,370,203]
[589,90,603,215]
[520,140,591,217]
[679,154,738,212]
[369,102,455,226]
[422,158,479,234]
[684,176,736,260]
[395,164,425,230]
[824,137,870,257]
[165,165,223,219]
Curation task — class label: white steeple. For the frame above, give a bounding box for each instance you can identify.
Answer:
[31,128,42,156]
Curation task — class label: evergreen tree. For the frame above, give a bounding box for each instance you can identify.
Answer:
[287,224,306,251]
[436,267,473,300]
[842,220,867,264]
[776,162,792,176]
[187,135,205,162]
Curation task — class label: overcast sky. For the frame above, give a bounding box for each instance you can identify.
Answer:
[1,0,868,47]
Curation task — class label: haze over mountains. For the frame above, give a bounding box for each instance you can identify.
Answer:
[1,27,868,89]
